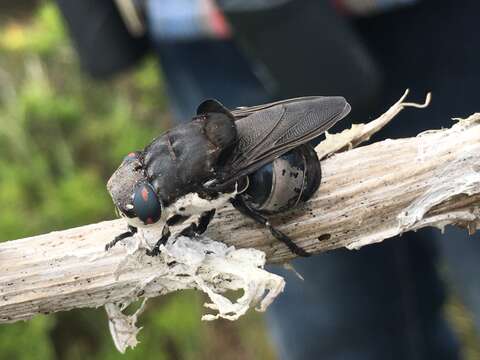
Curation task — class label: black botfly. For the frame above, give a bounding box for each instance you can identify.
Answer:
[106,96,351,257]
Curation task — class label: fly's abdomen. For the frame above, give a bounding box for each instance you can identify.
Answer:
[242,144,321,213]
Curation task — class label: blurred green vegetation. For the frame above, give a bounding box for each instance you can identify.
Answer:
[0,3,276,359]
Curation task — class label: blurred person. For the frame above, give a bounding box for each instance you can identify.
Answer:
[55,0,480,359]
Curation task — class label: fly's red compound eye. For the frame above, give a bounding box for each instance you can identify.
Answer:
[132,182,162,225]
[122,151,139,164]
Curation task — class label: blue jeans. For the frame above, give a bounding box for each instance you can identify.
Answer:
[151,40,271,121]
[147,1,480,357]
[266,233,459,360]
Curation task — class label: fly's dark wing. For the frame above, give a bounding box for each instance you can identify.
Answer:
[212,96,350,188]
[231,96,322,119]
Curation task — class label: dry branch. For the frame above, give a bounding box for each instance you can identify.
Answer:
[1,92,480,329]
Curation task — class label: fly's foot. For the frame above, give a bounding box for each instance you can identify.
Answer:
[105,226,138,251]
[145,246,161,257]
[145,225,171,257]
[105,239,117,251]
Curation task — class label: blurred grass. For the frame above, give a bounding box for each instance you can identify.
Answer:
[0,2,276,359]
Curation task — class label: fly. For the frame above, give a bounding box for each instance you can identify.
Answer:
[106,97,351,257]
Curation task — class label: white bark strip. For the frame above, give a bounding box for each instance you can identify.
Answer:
[1,92,479,326]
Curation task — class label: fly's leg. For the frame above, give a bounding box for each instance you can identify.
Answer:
[179,209,216,237]
[146,210,216,257]
[231,197,311,257]
[198,209,216,234]
[105,225,137,251]
[146,225,171,257]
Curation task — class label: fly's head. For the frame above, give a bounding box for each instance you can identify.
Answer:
[107,152,163,227]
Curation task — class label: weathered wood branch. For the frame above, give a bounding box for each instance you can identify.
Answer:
[1,92,479,326]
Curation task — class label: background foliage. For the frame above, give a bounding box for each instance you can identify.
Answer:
[0,3,275,359]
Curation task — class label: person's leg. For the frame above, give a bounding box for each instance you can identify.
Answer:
[266,2,480,358]
[355,0,480,336]
[267,232,459,360]
[262,1,464,358]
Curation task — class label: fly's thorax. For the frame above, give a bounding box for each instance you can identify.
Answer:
[140,111,238,208]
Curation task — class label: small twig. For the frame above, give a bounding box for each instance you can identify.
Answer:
[316,89,431,158]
